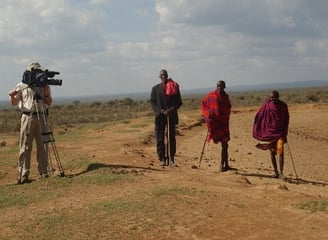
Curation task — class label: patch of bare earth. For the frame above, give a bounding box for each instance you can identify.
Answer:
[0,104,328,239]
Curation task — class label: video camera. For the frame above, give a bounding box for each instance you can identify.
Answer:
[22,68,63,87]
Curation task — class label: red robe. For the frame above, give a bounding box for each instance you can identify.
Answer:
[201,90,231,143]
[253,99,289,142]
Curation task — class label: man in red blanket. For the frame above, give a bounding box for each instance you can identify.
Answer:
[253,90,289,179]
[201,80,232,172]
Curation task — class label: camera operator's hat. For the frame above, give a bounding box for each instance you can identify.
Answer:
[27,62,44,71]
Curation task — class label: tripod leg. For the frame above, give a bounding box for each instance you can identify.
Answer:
[36,111,51,177]
[42,126,65,177]
[50,141,65,176]
[36,103,65,177]
[47,144,55,175]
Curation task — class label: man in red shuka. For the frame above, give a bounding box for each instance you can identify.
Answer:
[201,80,232,172]
[253,90,289,179]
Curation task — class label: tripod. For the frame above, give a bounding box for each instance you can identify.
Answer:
[17,87,65,183]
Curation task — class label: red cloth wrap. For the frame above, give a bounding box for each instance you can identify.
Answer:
[201,90,231,143]
[164,78,179,96]
[253,99,289,142]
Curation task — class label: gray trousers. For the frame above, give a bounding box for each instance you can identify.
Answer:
[18,113,49,176]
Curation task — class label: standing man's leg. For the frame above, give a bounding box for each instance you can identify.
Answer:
[270,150,279,178]
[155,116,166,166]
[18,114,33,182]
[276,138,285,179]
[220,142,229,171]
[168,118,176,165]
[278,155,285,179]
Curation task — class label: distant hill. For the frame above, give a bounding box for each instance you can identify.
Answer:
[182,80,328,95]
[229,80,328,92]
[1,80,327,108]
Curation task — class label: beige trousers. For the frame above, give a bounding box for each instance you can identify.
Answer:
[18,113,49,176]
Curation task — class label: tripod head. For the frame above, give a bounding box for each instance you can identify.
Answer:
[33,91,43,102]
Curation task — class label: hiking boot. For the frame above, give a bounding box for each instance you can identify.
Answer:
[169,160,176,167]
[40,173,49,179]
[272,172,279,178]
[279,173,286,180]
[160,160,166,166]
[223,165,237,171]
[17,175,29,184]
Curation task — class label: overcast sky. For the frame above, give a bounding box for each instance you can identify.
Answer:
[1,0,328,100]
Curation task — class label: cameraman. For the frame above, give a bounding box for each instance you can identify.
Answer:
[9,62,52,184]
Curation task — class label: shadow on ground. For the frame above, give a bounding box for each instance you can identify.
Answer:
[237,171,328,186]
[67,162,165,177]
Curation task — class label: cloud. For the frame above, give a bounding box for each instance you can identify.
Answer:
[153,0,328,85]
[156,0,328,37]
[1,0,328,101]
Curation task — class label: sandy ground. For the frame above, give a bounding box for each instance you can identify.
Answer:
[0,103,328,239]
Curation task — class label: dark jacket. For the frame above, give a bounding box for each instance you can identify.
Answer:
[150,83,182,124]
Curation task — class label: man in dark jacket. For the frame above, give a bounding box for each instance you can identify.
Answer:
[150,69,182,166]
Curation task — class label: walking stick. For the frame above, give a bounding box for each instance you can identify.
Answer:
[198,131,209,168]
[286,142,299,179]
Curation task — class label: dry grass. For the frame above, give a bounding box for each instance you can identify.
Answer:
[1,87,327,134]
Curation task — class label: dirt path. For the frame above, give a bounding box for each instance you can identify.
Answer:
[101,104,328,239]
[138,104,328,239]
